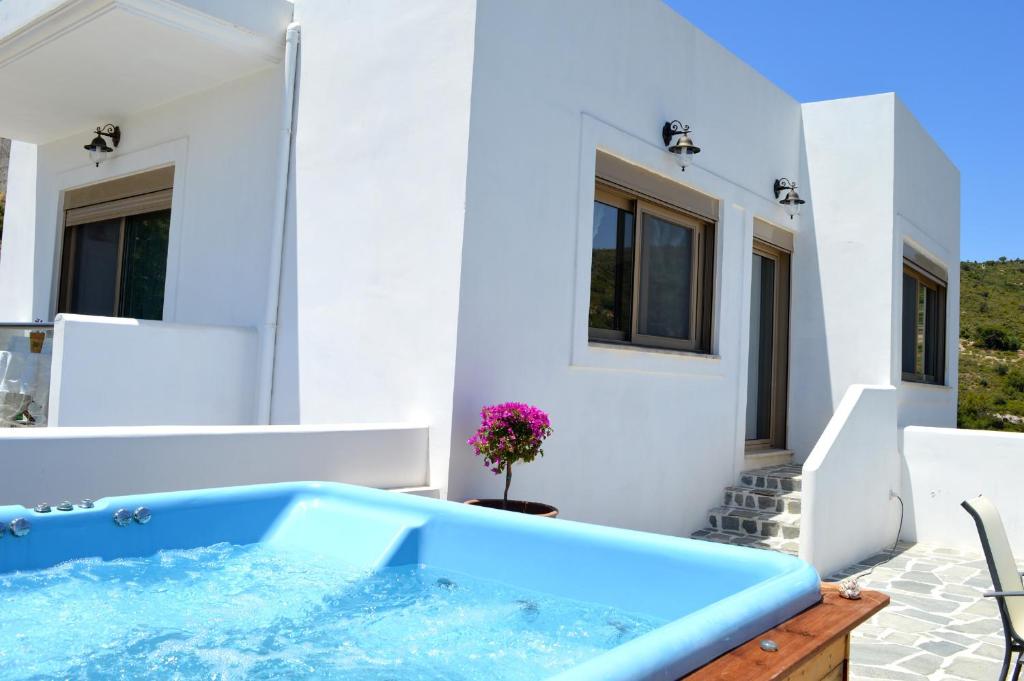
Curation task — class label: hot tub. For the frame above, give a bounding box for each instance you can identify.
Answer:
[0,482,819,680]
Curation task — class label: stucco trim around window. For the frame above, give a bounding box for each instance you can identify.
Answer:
[49,138,188,322]
[570,115,727,379]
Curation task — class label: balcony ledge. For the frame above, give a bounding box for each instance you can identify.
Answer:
[0,0,292,143]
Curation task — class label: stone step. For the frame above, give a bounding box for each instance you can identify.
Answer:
[739,464,803,492]
[707,505,801,540]
[690,528,799,556]
[723,485,801,515]
[742,448,794,471]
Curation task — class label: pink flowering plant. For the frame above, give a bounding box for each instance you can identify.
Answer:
[467,402,552,507]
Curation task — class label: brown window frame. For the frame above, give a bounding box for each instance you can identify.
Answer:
[901,260,947,386]
[589,179,715,354]
[745,239,791,451]
[57,188,173,320]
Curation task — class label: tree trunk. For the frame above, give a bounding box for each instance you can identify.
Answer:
[503,463,512,510]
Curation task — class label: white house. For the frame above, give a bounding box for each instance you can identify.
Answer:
[0,0,973,575]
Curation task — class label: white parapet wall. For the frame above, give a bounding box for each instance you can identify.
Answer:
[0,423,429,507]
[902,426,1024,552]
[49,314,259,426]
[801,385,904,576]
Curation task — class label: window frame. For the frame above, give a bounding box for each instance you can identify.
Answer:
[57,189,172,320]
[589,179,715,354]
[589,185,636,344]
[901,260,947,386]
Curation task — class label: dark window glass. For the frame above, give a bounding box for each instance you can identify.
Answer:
[119,210,171,320]
[638,214,692,340]
[66,219,120,316]
[589,201,634,334]
[746,253,775,441]
[60,209,171,321]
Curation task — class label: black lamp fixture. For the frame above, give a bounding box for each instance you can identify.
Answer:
[774,178,805,219]
[84,124,121,167]
[662,120,700,172]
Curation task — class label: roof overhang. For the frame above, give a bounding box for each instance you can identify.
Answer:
[0,0,292,143]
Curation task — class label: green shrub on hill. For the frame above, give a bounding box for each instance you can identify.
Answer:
[975,325,1020,351]
[959,258,1024,431]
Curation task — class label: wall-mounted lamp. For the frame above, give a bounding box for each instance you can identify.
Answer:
[83,124,120,167]
[774,178,805,219]
[662,120,700,172]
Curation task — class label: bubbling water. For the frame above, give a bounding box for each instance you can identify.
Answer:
[0,542,664,680]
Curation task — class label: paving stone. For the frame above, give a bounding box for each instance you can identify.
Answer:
[975,642,1006,660]
[947,618,1002,635]
[882,630,919,646]
[935,565,978,581]
[890,579,938,595]
[900,607,951,625]
[932,630,978,646]
[897,652,944,676]
[849,664,927,681]
[874,612,936,634]
[944,656,1002,679]
[962,599,999,617]
[919,639,965,656]
[943,584,984,597]
[892,593,959,613]
[901,570,942,585]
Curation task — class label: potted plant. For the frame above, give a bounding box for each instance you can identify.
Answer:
[465,402,557,517]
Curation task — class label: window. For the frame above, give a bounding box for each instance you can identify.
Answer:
[589,181,714,352]
[746,239,791,448]
[58,168,173,321]
[901,259,946,385]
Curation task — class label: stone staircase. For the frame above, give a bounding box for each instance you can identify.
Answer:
[691,463,803,556]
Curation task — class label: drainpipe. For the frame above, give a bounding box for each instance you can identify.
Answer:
[256,22,300,424]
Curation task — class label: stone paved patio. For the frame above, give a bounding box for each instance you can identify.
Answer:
[829,541,1017,681]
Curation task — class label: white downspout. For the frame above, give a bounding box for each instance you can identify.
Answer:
[256,22,300,424]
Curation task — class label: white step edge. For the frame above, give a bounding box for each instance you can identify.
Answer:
[742,448,794,471]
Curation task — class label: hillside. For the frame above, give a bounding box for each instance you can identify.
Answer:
[959,258,1024,431]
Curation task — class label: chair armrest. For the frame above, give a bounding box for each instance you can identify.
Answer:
[984,591,1024,598]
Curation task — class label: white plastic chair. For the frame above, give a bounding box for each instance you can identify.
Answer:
[963,496,1024,681]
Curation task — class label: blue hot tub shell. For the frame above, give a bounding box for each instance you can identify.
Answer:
[0,482,820,680]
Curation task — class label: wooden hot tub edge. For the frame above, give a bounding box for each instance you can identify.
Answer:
[684,582,889,680]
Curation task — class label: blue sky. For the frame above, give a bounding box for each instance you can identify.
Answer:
[667,1,1023,262]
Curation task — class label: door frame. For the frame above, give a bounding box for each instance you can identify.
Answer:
[746,238,791,450]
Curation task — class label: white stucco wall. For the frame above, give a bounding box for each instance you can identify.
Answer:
[445,0,809,535]
[792,95,898,459]
[281,0,477,492]
[793,94,959,459]
[0,139,36,320]
[893,99,960,429]
[0,423,428,507]
[801,385,903,576]
[0,67,284,328]
[49,314,258,426]
[902,427,1024,552]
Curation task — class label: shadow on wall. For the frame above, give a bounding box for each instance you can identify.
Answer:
[787,130,836,460]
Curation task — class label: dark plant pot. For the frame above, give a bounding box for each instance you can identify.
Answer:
[464,498,559,518]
